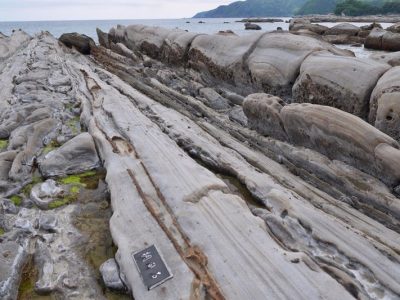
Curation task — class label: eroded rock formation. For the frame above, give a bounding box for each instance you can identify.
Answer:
[1,25,400,300]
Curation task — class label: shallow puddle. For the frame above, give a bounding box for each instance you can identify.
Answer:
[217,173,265,209]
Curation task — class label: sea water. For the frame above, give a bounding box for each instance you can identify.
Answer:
[0,18,393,58]
[0,18,291,39]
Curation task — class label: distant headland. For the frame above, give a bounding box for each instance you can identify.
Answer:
[193,0,400,18]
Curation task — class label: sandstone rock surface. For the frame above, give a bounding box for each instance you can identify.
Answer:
[370,66,400,141]
[293,52,390,118]
[281,103,400,186]
[39,132,100,177]
[324,23,360,36]
[243,93,287,140]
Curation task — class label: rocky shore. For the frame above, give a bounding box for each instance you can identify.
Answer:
[295,14,400,23]
[289,17,400,51]
[0,23,400,300]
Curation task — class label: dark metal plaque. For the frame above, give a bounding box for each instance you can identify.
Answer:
[132,245,173,290]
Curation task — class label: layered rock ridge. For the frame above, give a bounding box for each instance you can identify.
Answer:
[75,26,400,299]
[104,25,400,143]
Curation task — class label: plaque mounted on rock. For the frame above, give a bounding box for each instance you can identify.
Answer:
[132,245,173,290]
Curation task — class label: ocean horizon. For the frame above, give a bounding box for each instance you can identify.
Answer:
[0,18,292,40]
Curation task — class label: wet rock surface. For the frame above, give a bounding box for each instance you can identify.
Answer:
[1,24,400,300]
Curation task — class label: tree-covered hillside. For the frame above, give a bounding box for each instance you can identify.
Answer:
[335,0,400,15]
[295,0,400,15]
[296,0,337,15]
[193,0,308,18]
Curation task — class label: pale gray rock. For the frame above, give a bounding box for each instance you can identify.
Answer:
[388,22,400,33]
[188,32,262,84]
[1,199,18,214]
[247,32,353,95]
[100,259,126,291]
[0,240,28,300]
[324,23,360,36]
[382,31,400,51]
[199,87,231,110]
[85,70,354,299]
[369,66,400,141]
[366,27,386,49]
[369,51,400,66]
[0,30,31,61]
[30,180,64,209]
[219,89,245,105]
[110,42,139,61]
[34,240,57,294]
[229,106,248,126]
[39,132,100,177]
[9,118,58,181]
[38,215,58,232]
[243,93,287,140]
[289,22,328,35]
[245,23,261,30]
[365,28,387,50]
[96,28,110,48]
[281,103,400,186]
[374,143,400,187]
[322,34,364,45]
[14,218,34,233]
[0,151,17,181]
[108,25,199,64]
[292,51,390,119]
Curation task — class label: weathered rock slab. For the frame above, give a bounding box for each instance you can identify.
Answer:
[243,93,287,140]
[370,66,400,141]
[293,52,390,119]
[39,132,100,177]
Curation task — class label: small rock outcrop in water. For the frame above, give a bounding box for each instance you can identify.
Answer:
[239,18,284,23]
[365,27,400,51]
[59,32,95,54]
[289,18,400,49]
[245,22,261,30]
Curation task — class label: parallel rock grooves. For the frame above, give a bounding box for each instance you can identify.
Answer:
[75,63,354,299]
[92,47,400,234]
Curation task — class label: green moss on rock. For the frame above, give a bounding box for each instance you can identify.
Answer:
[10,195,22,206]
[66,117,81,135]
[22,176,43,197]
[42,140,61,155]
[0,139,8,151]
[58,170,100,189]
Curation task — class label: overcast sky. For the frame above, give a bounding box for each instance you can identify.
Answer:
[0,0,234,22]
